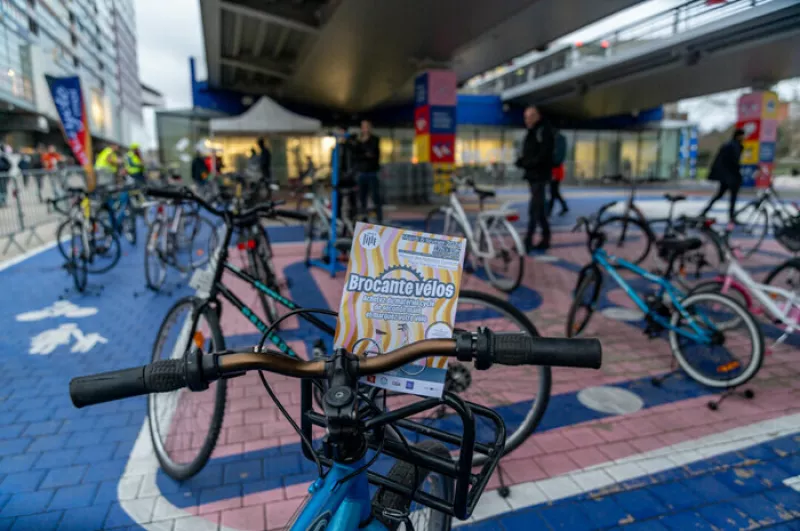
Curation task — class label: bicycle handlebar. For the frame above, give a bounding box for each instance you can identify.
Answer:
[69,331,601,408]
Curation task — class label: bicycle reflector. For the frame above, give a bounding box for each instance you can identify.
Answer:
[704,218,716,227]
[236,240,257,250]
[717,360,741,373]
[193,331,205,349]
[506,213,520,222]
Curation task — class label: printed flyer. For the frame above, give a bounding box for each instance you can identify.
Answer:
[334,223,467,397]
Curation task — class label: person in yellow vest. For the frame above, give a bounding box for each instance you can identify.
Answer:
[95,144,119,186]
[125,143,146,185]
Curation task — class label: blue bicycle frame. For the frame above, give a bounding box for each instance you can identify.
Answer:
[289,460,389,530]
[593,248,716,344]
[104,190,133,234]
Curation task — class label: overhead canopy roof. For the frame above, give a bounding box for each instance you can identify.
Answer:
[200,0,646,113]
[210,96,322,134]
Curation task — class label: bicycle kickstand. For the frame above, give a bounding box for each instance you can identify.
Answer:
[650,357,680,387]
[707,386,755,411]
[496,462,512,498]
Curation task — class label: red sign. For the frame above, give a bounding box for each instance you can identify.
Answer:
[735,120,760,142]
[755,163,773,189]
[430,134,455,163]
[414,106,430,135]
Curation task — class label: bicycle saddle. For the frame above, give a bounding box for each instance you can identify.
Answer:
[472,184,496,199]
[657,237,702,255]
[664,193,687,203]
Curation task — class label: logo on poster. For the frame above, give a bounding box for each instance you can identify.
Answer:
[359,230,380,250]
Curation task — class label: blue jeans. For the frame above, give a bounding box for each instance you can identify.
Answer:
[358,172,382,223]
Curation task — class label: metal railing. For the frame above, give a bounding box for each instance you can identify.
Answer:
[466,0,773,95]
[0,168,89,255]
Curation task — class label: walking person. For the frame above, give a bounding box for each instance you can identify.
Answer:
[516,105,555,252]
[548,129,569,217]
[700,128,744,223]
[353,120,382,223]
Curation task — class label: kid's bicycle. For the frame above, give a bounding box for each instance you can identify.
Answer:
[567,215,764,390]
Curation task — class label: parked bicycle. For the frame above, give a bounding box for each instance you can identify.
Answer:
[567,214,764,390]
[303,174,357,266]
[139,186,552,481]
[734,181,799,257]
[69,329,601,529]
[424,172,524,292]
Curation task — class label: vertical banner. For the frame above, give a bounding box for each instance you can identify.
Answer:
[688,127,698,180]
[736,91,778,188]
[414,70,457,196]
[46,75,95,190]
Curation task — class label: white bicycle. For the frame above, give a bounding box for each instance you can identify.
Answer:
[303,174,357,266]
[690,222,799,354]
[424,173,525,292]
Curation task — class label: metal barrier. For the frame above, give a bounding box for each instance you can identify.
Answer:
[0,167,89,256]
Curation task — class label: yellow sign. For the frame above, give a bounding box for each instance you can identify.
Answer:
[432,162,455,195]
[334,223,467,398]
[761,92,778,120]
[741,140,759,165]
[414,134,430,163]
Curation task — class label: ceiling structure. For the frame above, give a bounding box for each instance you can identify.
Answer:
[200,0,647,113]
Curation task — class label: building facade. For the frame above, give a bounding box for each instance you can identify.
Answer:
[0,0,145,150]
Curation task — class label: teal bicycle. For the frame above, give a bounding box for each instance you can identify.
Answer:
[70,329,601,529]
[567,215,764,389]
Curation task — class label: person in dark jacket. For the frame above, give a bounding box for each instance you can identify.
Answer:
[352,120,382,223]
[191,151,207,186]
[331,127,357,222]
[257,137,272,184]
[516,105,555,251]
[700,129,744,223]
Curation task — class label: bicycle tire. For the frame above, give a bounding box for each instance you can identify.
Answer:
[452,290,551,464]
[56,218,71,261]
[736,203,769,258]
[764,258,800,292]
[595,215,653,265]
[479,217,525,293]
[145,221,168,291]
[70,221,87,292]
[148,297,227,480]
[186,215,217,270]
[668,292,764,389]
[566,267,602,337]
[86,219,121,274]
[372,439,453,531]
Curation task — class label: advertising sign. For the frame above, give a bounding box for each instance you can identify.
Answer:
[45,75,95,189]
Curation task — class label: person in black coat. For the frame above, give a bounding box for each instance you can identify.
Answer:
[257,137,272,184]
[516,105,555,251]
[700,129,744,223]
[352,120,382,223]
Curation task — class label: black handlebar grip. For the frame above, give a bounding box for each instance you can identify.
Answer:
[69,367,148,408]
[493,334,602,369]
[273,209,308,221]
[143,359,187,392]
[144,187,185,200]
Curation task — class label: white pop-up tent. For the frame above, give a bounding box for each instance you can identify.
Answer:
[210,96,322,135]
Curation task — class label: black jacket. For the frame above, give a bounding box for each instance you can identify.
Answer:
[352,135,381,174]
[259,146,272,180]
[708,140,742,186]
[191,156,206,182]
[516,121,554,183]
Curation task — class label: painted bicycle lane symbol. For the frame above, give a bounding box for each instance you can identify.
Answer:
[16,301,108,356]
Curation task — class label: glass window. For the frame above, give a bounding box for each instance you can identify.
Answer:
[619,132,639,180]
[638,131,659,179]
[658,129,680,179]
[573,131,597,181]
[596,131,620,178]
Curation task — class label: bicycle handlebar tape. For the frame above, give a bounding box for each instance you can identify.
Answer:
[70,367,149,408]
[493,334,602,369]
[70,360,187,408]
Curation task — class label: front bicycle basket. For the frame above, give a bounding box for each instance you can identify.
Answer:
[775,217,800,253]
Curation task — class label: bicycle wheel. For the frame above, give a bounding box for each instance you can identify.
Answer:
[373,440,453,531]
[86,218,121,274]
[69,221,87,292]
[382,290,551,465]
[145,221,168,291]
[183,215,218,269]
[424,208,474,271]
[595,215,653,265]
[687,279,750,329]
[566,267,602,337]
[149,297,227,480]
[736,204,768,258]
[122,205,137,245]
[764,258,800,294]
[668,292,763,388]
[56,218,71,261]
[478,217,524,292]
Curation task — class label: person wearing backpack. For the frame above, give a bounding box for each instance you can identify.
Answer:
[548,130,569,216]
[516,105,555,252]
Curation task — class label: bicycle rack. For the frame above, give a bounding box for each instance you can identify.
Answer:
[308,134,348,278]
